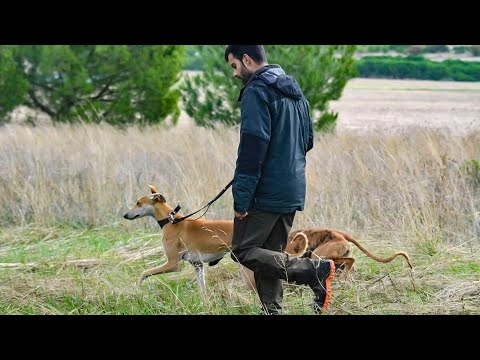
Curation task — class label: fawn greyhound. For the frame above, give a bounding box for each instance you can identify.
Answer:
[123,185,258,290]
[285,228,414,274]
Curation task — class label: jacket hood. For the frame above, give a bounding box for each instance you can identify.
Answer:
[239,65,304,101]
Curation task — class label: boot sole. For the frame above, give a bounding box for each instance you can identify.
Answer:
[321,260,335,312]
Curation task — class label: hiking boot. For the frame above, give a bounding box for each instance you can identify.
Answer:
[309,259,335,314]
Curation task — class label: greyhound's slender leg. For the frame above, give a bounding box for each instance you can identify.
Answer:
[193,262,206,291]
[331,257,355,281]
[140,260,181,283]
[140,241,181,283]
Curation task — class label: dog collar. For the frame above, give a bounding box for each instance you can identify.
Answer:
[157,205,182,229]
[157,218,170,229]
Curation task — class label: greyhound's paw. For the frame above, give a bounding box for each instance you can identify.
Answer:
[139,274,148,285]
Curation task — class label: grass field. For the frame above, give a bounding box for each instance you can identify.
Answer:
[1,79,479,315]
[330,78,480,135]
[1,225,478,315]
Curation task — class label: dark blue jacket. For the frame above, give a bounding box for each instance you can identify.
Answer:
[233,64,314,214]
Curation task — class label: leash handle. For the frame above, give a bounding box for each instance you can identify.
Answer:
[207,179,234,206]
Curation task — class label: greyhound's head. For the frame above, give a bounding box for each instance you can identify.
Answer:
[123,185,166,220]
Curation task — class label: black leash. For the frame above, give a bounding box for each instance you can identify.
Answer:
[157,179,233,229]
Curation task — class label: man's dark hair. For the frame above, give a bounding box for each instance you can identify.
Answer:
[224,45,267,64]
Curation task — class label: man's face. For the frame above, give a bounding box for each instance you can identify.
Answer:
[227,53,253,86]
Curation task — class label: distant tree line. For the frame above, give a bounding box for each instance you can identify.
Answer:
[355,45,480,56]
[356,56,480,81]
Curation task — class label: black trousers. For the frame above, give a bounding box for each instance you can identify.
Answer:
[231,208,295,314]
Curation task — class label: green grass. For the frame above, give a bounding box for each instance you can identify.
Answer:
[0,225,479,315]
[444,261,480,276]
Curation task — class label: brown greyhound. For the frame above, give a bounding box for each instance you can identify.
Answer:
[285,228,414,274]
[123,185,258,290]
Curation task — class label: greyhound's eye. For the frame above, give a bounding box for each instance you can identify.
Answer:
[136,201,141,206]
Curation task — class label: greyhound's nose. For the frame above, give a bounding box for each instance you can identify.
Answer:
[123,213,128,219]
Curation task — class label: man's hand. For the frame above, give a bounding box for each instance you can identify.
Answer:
[235,211,248,219]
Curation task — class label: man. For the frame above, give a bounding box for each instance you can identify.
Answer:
[225,45,335,315]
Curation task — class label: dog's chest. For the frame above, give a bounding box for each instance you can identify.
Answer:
[181,250,227,263]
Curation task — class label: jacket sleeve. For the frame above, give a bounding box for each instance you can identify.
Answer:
[233,86,271,213]
[306,101,314,152]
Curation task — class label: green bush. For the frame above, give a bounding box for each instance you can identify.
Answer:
[453,46,469,54]
[0,46,28,122]
[314,111,337,132]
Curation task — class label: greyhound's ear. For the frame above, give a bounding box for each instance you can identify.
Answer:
[150,193,166,203]
[148,184,158,194]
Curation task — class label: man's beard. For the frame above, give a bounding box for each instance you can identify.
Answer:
[240,64,253,85]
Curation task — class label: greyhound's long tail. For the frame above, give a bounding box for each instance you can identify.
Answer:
[339,231,414,270]
[285,232,309,257]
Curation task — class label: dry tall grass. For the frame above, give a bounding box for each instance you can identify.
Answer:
[1,123,479,248]
[1,122,479,314]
